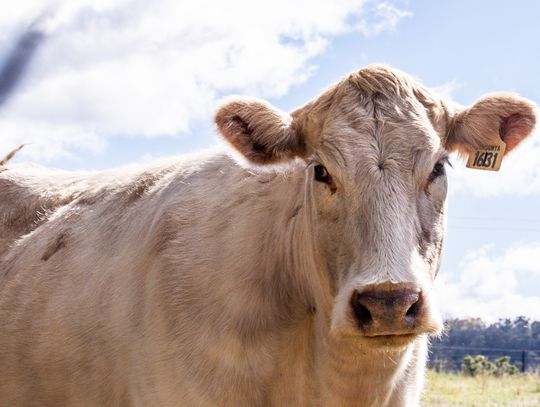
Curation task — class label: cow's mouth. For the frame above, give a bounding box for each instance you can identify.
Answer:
[328,331,424,354]
[360,333,419,349]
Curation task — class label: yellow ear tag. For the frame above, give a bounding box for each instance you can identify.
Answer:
[466,138,506,171]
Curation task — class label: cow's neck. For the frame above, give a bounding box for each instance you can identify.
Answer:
[254,167,320,321]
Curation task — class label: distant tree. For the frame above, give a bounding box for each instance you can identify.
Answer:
[532,321,540,342]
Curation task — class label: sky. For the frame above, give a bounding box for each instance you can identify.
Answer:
[1,0,539,322]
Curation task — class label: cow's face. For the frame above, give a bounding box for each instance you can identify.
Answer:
[216,65,536,348]
[299,81,450,346]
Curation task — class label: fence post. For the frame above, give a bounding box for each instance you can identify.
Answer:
[521,350,526,373]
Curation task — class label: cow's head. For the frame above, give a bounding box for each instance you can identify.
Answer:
[215,65,536,349]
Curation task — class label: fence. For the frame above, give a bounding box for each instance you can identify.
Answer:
[428,345,540,373]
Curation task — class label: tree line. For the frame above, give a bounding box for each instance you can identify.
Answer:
[434,316,540,349]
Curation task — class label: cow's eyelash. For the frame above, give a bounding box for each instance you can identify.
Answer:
[441,156,452,168]
[428,157,450,184]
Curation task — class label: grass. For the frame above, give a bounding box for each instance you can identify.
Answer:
[422,370,540,407]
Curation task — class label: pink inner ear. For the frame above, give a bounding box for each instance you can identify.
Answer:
[500,113,532,152]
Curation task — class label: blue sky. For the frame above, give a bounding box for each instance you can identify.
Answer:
[1,0,539,321]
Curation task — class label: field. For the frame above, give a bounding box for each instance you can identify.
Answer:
[422,370,540,406]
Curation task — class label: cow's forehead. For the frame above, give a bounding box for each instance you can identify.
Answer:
[319,91,441,172]
[308,65,443,159]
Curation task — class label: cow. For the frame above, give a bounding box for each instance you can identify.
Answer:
[0,65,536,407]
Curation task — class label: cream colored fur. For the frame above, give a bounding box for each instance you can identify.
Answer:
[0,65,535,406]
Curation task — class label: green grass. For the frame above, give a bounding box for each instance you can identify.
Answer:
[422,370,540,407]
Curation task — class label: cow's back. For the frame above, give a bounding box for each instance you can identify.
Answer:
[0,156,192,253]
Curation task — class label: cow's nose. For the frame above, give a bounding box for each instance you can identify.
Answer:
[350,285,424,336]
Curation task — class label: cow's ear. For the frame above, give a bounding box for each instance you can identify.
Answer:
[446,94,536,155]
[215,97,306,165]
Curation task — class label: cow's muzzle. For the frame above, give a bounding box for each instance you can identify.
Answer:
[350,282,432,337]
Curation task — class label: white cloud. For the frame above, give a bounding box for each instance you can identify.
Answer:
[355,2,412,36]
[434,242,540,322]
[0,0,410,162]
[448,132,540,197]
[431,79,464,102]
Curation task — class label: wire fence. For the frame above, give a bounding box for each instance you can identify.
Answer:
[428,345,540,373]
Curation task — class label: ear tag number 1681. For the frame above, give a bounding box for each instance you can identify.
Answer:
[466,138,506,171]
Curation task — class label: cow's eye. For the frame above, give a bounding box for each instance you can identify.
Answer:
[428,161,446,183]
[314,164,332,184]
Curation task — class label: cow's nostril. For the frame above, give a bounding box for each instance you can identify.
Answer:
[405,300,419,317]
[352,300,373,327]
[405,296,422,326]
